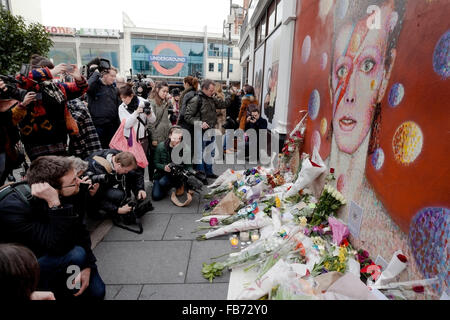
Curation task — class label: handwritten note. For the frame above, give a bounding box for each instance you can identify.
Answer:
[348,201,363,238]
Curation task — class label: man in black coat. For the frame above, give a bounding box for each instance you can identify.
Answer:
[84,149,147,219]
[87,67,121,149]
[0,156,105,300]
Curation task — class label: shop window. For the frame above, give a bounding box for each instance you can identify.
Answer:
[276,0,283,26]
[209,63,214,72]
[267,1,276,35]
[218,63,223,72]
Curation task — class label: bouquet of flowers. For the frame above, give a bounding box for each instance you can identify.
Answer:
[309,185,347,226]
[310,244,352,276]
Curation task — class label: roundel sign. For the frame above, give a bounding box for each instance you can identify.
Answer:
[150,42,187,76]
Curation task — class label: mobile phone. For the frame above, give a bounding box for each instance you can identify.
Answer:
[65,65,74,73]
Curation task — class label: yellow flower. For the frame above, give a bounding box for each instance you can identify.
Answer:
[275,196,281,208]
[299,216,307,227]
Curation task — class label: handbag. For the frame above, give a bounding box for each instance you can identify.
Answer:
[109,120,149,168]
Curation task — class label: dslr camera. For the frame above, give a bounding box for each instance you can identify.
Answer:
[0,64,32,101]
[132,74,152,99]
[142,101,152,115]
[83,57,111,79]
[83,171,111,185]
[168,163,205,193]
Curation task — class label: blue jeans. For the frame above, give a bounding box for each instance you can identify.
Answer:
[38,246,105,300]
[152,175,173,201]
[195,135,215,175]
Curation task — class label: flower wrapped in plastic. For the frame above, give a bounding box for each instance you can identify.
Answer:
[309,185,347,226]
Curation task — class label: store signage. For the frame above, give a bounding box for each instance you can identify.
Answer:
[78,28,120,37]
[150,42,186,76]
[45,26,120,37]
[45,26,76,35]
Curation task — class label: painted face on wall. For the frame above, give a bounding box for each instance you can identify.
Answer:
[332,2,398,154]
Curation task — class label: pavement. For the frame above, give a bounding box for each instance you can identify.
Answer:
[91,160,260,300]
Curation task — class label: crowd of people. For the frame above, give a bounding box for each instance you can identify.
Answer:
[0,54,268,300]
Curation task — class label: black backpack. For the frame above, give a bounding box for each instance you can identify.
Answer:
[0,181,32,206]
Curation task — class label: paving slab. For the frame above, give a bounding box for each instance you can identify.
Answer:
[163,214,204,241]
[152,192,200,214]
[103,213,171,241]
[186,240,233,284]
[139,283,229,300]
[105,285,143,300]
[93,241,191,285]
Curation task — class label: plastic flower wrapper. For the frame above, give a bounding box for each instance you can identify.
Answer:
[310,243,351,277]
[220,202,261,225]
[207,168,245,189]
[270,282,319,300]
[283,147,326,199]
[196,213,273,240]
[373,277,441,300]
[309,185,346,226]
[374,250,408,286]
[328,216,350,245]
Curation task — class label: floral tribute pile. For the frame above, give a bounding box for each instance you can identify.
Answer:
[194,119,441,300]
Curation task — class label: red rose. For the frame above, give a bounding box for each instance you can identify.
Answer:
[412,286,424,293]
[330,168,335,174]
[397,254,408,263]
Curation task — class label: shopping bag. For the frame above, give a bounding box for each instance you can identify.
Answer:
[109,120,149,168]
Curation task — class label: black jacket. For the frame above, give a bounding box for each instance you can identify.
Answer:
[85,149,145,213]
[87,71,121,126]
[0,182,97,268]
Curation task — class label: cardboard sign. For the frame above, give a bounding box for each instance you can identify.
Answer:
[348,201,363,238]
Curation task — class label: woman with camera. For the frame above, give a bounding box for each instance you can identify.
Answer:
[118,83,156,158]
[146,81,171,181]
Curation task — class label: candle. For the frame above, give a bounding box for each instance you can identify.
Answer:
[230,235,239,248]
[250,231,260,242]
[240,231,250,242]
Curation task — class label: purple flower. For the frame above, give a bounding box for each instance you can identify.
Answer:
[304,228,311,236]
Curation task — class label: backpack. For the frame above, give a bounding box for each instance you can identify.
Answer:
[0,181,32,206]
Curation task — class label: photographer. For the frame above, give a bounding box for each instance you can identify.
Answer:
[152,126,194,205]
[245,106,267,160]
[14,55,88,161]
[86,59,121,149]
[0,156,105,300]
[85,150,148,219]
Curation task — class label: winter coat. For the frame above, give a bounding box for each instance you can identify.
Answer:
[147,99,172,144]
[87,71,121,127]
[184,91,230,129]
[238,95,259,131]
[153,141,192,181]
[0,182,96,268]
[118,96,156,140]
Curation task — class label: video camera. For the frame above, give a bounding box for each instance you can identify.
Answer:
[132,74,152,99]
[113,197,154,234]
[168,163,205,193]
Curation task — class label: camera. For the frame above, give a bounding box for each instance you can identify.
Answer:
[142,101,152,115]
[132,74,152,99]
[84,57,111,79]
[168,163,204,193]
[83,171,111,184]
[127,198,154,219]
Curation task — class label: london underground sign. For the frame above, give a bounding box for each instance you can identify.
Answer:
[150,42,187,76]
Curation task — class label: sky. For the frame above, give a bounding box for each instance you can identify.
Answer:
[40,0,244,34]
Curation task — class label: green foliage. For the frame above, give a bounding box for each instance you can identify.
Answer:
[201,262,225,282]
[0,8,53,75]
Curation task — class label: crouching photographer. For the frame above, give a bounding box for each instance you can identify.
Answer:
[0,156,105,300]
[152,126,204,206]
[84,149,153,233]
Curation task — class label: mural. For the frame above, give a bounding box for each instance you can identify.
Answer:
[287,0,450,295]
[253,45,265,105]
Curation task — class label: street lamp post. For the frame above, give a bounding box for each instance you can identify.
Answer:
[227,0,232,87]
[221,20,225,83]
